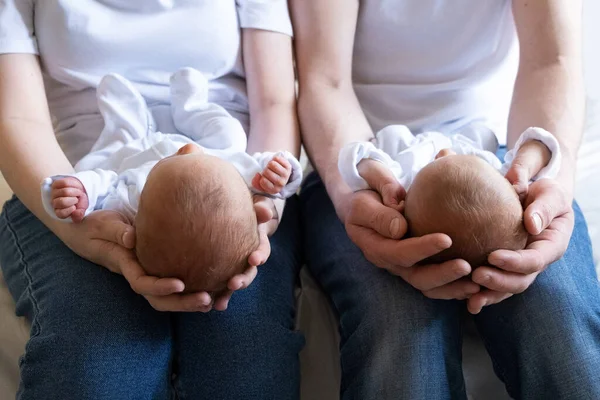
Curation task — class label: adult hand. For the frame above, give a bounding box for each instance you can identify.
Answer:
[56,210,218,312]
[207,195,282,311]
[468,177,574,314]
[343,186,481,300]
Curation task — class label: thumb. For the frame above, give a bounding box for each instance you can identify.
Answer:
[505,163,530,199]
[523,181,568,235]
[90,211,136,248]
[347,191,408,239]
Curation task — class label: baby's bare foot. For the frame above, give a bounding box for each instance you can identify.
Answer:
[51,177,89,222]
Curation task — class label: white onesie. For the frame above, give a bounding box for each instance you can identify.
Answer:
[41,68,302,223]
[339,123,561,192]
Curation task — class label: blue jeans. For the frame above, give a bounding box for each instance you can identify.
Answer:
[0,196,304,400]
[300,172,600,400]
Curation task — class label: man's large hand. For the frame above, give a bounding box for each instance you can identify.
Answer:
[344,188,481,300]
[468,178,574,314]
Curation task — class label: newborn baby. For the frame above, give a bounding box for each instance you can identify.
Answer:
[42,69,302,294]
[339,124,560,266]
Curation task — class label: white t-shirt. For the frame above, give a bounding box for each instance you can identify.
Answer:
[353,0,518,143]
[0,0,293,164]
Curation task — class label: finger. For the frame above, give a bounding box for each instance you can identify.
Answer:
[71,209,86,223]
[347,223,451,269]
[52,196,79,209]
[90,215,136,248]
[51,177,83,190]
[472,266,538,294]
[421,277,481,300]
[228,265,259,291]
[118,252,185,296]
[488,248,547,275]
[347,191,408,239]
[381,183,406,208]
[260,177,276,192]
[467,290,513,315]
[273,155,292,170]
[251,173,263,191]
[523,183,569,235]
[145,292,213,312]
[504,165,529,199]
[51,187,84,199]
[248,227,270,266]
[267,159,289,177]
[213,290,234,311]
[54,206,76,219]
[398,258,473,292]
[262,168,286,189]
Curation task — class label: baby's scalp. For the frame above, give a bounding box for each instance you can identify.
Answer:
[135,152,259,293]
[404,154,527,267]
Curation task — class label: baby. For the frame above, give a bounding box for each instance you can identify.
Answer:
[42,69,302,294]
[339,123,560,267]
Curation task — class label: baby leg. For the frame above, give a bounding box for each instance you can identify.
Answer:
[170,68,247,153]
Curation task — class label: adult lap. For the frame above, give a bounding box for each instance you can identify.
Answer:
[0,196,305,399]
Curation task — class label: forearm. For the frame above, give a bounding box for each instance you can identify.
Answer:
[298,84,373,218]
[0,55,74,231]
[244,29,300,156]
[291,0,373,220]
[509,0,584,196]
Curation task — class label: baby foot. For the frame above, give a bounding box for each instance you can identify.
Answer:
[252,155,292,195]
[50,177,89,223]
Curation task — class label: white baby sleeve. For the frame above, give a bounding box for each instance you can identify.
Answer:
[41,169,119,222]
[500,127,562,180]
[251,151,303,198]
[338,141,405,192]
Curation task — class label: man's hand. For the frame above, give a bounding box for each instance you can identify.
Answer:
[468,178,574,314]
[343,188,481,300]
[504,140,552,199]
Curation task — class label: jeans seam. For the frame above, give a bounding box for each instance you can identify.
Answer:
[2,203,43,366]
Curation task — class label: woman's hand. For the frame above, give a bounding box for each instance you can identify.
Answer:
[55,210,219,312]
[342,180,481,300]
[206,194,282,311]
[467,149,575,314]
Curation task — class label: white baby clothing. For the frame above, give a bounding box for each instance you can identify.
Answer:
[339,124,561,193]
[41,69,302,223]
[0,0,293,164]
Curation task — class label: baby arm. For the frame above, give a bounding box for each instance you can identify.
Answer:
[41,168,119,223]
[356,159,405,210]
[502,127,561,197]
[252,154,292,195]
[50,177,89,223]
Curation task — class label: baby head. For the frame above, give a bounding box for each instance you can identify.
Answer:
[404,150,528,267]
[135,144,259,294]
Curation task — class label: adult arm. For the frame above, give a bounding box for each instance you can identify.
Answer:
[206,27,301,310]
[290,0,480,299]
[469,0,583,313]
[0,54,218,311]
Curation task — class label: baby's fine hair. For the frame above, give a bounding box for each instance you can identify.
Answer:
[136,163,259,293]
[405,155,528,267]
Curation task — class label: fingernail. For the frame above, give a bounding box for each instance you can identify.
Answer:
[481,275,492,283]
[532,213,543,233]
[390,218,401,237]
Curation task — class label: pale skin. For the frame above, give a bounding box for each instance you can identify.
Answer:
[291,0,583,313]
[0,28,299,312]
[50,144,293,222]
